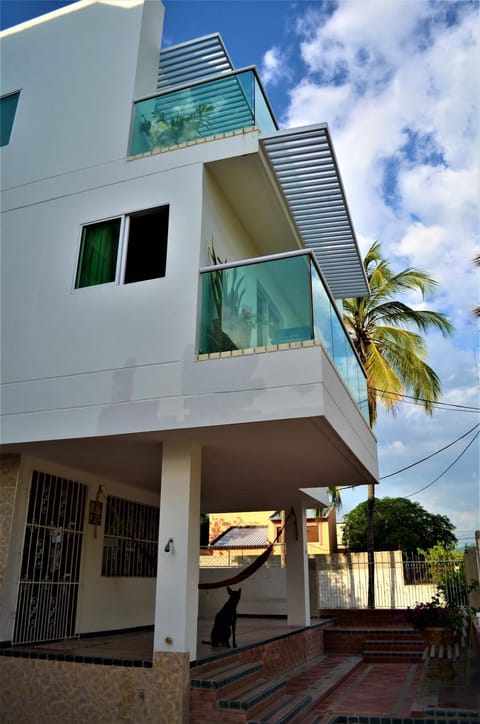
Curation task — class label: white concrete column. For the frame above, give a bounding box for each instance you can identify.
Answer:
[154,440,201,660]
[285,502,310,627]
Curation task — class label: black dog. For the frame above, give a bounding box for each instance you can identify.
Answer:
[202,586,241,648]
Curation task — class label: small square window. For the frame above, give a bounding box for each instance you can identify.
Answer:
[1,91,20,147]
[75,206,169,289]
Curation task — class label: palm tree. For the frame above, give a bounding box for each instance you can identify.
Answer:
[343,241,453,606]
[344,241,453,425]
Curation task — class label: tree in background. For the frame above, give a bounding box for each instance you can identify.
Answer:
[342,497,457,556]
[342,241,453,606]
[418,543,476,608]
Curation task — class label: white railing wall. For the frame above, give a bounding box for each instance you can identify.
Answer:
[198,549,468,615]
[312,551,438,610]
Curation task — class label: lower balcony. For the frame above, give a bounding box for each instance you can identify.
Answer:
[199,250,369,421]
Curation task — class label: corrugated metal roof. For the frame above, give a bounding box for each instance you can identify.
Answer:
[210,526,269,548]
[260,125,369,299]
[158,34,233,91]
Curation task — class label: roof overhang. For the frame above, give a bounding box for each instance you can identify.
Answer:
[260,125,370,299]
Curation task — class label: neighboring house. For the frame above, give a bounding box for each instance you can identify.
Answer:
[207,508,338,563]
[0,0,378,720]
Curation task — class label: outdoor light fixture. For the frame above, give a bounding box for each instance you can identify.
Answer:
[164,538,174,553]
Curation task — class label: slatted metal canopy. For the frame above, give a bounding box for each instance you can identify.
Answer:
[158,34,233,91]
[157,37,368,299]
[261,125,369,299]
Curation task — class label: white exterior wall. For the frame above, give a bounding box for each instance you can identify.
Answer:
[201,169,261,263]
[0,0,211,446]
[199,566,287,618]
[0,457,158,640]
[0,0,163,187]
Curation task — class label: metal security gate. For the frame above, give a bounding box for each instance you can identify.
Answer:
[13,470,87,644]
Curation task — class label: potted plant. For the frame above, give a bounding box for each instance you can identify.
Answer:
[402,593,463,646]
[207,242,255,351]
[140,102,215,150]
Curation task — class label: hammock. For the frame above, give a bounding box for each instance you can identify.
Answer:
[198,508,296,590]
[198,545,273,589]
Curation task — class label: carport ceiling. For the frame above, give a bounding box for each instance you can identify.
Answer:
[3,417,372,512]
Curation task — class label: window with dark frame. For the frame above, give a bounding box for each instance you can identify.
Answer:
[102,495,159,577]
[75,205,169,289]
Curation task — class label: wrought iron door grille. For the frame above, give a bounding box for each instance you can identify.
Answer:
[13,470,86,645]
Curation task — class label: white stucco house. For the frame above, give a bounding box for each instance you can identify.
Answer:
[0,1,378,720]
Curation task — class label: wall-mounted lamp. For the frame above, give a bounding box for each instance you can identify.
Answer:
[164,538,174,553]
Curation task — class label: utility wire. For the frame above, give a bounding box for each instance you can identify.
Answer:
[405,431,479,498]
[380,422,480,479]
[368,387,480,412]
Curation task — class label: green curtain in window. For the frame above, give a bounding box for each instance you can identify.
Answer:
[75,219,121,288]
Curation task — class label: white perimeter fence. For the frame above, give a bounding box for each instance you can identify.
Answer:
[199,549,471,612]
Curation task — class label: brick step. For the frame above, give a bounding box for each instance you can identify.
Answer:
[364,638,424,648]
[364,637,424,662]
[285,654,362,701]
[364,650,423,663]
[324,627,423,655]
[247,693,312,723]
[296,713,330,724]
[281,654,363,722]
[219,676,287,712]
[191,652,363,722]
[191,660,263,690]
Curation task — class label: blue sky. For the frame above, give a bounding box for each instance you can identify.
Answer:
[2,0,479,545]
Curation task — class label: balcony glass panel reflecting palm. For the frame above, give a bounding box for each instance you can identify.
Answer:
[131,70,274,155]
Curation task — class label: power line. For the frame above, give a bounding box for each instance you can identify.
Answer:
[405,431,479,497]
[368,387,480,412]
[380,423,480,479]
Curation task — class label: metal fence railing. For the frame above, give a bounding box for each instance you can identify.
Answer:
[313,552,468,609]
[198,547,470,610]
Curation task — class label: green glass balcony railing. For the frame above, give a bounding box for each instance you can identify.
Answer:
[130,69,277,156]
[199,252,369,421]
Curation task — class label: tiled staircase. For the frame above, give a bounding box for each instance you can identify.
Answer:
[190,625,479,722]
[190,652,362,723]
[362,629,425,663]
[324,626,425,662]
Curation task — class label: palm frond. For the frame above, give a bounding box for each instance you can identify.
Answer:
[343,240,453,426]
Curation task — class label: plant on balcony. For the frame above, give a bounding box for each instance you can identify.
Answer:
[140,102,215,150]
[206,242,255,352]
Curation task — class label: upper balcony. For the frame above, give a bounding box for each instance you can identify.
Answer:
[198,250,369,422]
[130,68,277,156]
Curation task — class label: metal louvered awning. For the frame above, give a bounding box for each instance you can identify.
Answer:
[158,34,233,91]
[260,125,369,299]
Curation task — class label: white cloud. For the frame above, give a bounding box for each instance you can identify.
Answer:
[283,0,480,539]
[260,46,288,86]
